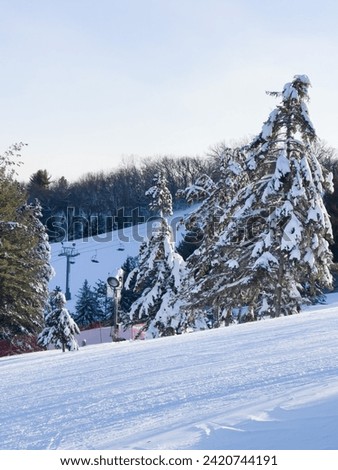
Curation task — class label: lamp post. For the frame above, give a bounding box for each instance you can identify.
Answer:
[107,276,120,342]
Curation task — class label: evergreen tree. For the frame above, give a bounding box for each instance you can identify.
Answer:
[26,169,53,229]
[177,173,216,204]
[176,227,204,261]
[0,144,54,344]
[94,279,114,323]
[17,199,54,312]
[179,147,246,323]
[125,173,186,337]
[38,288,80,351]
[184,75,333,321]
[119,256,140,319]
[184,147,246,243]
[74,279,104,328]
[176,172,216,260]
[28,169,52,190]
[145,171,173,218]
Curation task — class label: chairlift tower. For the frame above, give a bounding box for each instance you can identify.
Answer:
[58,243,80,300]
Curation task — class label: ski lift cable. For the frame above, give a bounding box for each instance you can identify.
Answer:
[51,239,130,263]
[51,241,121,259]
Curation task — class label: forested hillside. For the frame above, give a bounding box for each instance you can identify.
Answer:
[25,155,215,242]
[25,140,338,260]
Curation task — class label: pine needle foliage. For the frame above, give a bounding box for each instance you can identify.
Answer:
[0,144,53,343]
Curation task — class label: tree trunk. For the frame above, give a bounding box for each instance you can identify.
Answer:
[274,254,284,317]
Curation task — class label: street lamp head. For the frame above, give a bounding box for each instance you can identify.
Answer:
[107,276,120,288]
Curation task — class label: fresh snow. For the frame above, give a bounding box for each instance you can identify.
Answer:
[1,296,338,450]
[261,109,278,140]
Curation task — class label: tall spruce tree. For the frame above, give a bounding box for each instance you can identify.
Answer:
[246,75,333,315]
[125,172,186,337]
[184,75,333,321]
[0,144,54,343]
[74,279,105,328]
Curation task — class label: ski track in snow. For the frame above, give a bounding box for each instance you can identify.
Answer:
[1,299,338,450]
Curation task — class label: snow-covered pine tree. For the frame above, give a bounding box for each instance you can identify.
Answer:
[125,172,186,338]
[74,279,105,328]
[38,288,80,351]
[190,75,333,320]
[177,173,216,205]
[145,171,173,218]
[176,174,215,260]
[179,147,247,324]
[184,147,246,243]
[119,256,141,326]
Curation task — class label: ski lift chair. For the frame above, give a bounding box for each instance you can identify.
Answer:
[91,251,99,263]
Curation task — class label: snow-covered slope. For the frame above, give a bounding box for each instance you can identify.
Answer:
[1,296,338,450]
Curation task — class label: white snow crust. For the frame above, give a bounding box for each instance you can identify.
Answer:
[1,296,338,450]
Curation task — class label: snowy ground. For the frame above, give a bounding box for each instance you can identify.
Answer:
[1,295,338,450]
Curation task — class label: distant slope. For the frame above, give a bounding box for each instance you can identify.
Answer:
[49,207,190,312]
[1,296,338,450]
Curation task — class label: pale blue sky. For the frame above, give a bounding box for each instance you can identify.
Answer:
[1,0,338,181]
